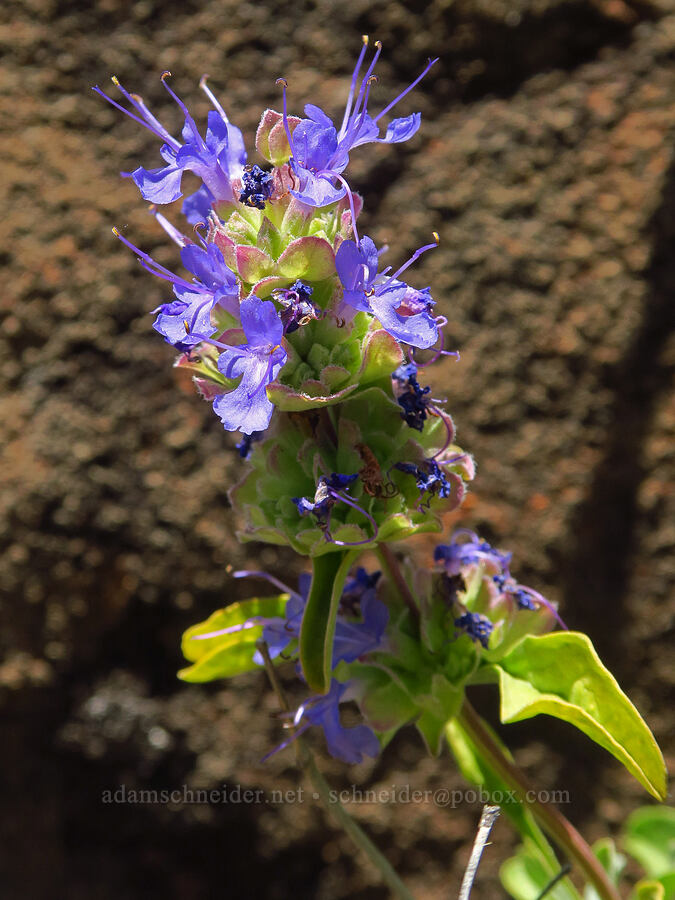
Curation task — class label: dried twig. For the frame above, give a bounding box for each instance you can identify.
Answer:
[458,804,501,900]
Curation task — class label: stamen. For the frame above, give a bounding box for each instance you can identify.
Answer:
[276,78,297,159]
[232,569,301,600]
[373,56,439,124]
[342,41,382,144]
[199,74,229,122]
[351,75,379,142]
[93,83,179,149]
[411,329,461,368]
[197,333,239,353]
[149,206,190,248]
[516,586,568,631]
[112,227,199,291]
[160,71,205,148]
[192,620,259,640]
[328,490,379,546]
[378,234,439,293]
[339,36,372,135]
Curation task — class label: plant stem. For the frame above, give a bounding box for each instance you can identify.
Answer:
[457,700,621,900]
[376,544,420,623]
[305,755,415,900]
[256,639,415,900]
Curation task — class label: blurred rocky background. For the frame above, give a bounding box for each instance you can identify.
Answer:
[1,0,674,896]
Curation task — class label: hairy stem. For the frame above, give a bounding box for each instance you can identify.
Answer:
[305,756,415,900]
[457,701,620,900]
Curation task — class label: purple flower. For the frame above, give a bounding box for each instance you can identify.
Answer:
[213,295,287,435]
[293,473,380,546]
[392,362,432,431]
[395,459,458,510]
[294,680,380,763]
[239,164,274,209]
[335,235,439,349]
[112,228,239,349]
[272,281,320,334]
[434,530,512,577]
[256,573,311,662]
[292,473,356,525]
[455,612,493,649]
[254,567,387,667]
[94,73,246,222]
[437,533,568,629]
[248,567,387,763]
[333,579,388,664]
[235,430,265,459]
[279,38,437,207]
[341,568,381,611]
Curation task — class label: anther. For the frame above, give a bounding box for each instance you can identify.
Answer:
[183,319,191,333]
[374,40,383,50]
[432,231,440,244]
[367,75,378,85]
[362,34,369,45]
[111,75,120,86]
[161,70,172,81]
[199,74,209,89]
[111,226,120,236]
[276,78,288,88]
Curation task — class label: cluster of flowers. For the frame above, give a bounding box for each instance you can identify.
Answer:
[97,39,478,554]
[217,530,561,763]
[96,40,441,437]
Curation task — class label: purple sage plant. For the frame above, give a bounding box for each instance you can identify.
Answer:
[98,39,666,900]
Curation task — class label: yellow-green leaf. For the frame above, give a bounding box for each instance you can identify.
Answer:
[631,881,666,900]
[178,595,288,682]
[493,632,666,800]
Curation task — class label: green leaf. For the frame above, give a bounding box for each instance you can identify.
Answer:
[357,331,404,385]
[277,236,335,280]
[178,594,289,682]
[415,674,464,755]
[493,632,667,800]
[235,244,275,283]
[631,881,666,900]
[338,662,418,733]
[501,842,579,900]
[583,839,626,900]
[299,550,358,693]
[623,806,675,880]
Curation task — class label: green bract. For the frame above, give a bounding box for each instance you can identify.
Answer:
[230,386,472,555]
